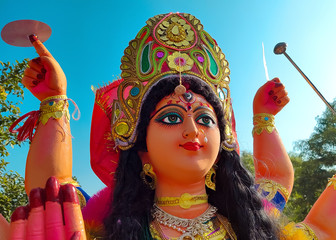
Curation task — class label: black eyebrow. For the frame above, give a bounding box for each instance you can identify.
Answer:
[193,106,215,113]
[150,104,187,120]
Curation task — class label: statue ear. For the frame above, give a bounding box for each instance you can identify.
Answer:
[137,151,150,165]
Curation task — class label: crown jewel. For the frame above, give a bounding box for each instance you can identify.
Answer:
[109,12,234,150]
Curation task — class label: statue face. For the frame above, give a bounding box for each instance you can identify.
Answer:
[140,90,221,184]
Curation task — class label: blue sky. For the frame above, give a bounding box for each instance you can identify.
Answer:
[1,0,336,195]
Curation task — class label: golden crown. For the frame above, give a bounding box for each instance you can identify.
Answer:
[110,12,234,150]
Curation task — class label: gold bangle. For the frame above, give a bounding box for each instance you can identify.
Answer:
[60,180,80,187]
[296,222,319,240]
[41,95,68,105]
[327,174,336,190]
[156,193,208,209]
[283,222,318,240]
[39,99,70,125]
[252,113,276,136]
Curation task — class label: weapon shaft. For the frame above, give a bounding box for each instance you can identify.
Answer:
[283,52,336,115]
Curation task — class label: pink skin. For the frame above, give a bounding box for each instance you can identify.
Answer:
[26,189,45,240]
[253,78,294,193]
[9,219,26,240]
[45,177,65,240]
[303,184,336,240]
[9,177,86,240]
[253,78,289,115]
[62,184,86,240]
[9,206,28,240]
[139,91,220,222]
[0,213,10,240]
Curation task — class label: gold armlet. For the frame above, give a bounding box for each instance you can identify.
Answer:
[39,95,70,125]
[283,222,318,240]
[252,113,276,136]
[155,193,208,209]
[255,178,290,202]
[327,174,336,190]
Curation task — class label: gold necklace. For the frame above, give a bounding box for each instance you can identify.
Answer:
[152,204,217,239]
[156,193,208,209]
[150,214,236,240]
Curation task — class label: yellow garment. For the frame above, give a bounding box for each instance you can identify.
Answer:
[282,222,318,240]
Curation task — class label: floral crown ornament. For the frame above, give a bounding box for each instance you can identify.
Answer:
[115,12,234,150]
[90,12,238,187]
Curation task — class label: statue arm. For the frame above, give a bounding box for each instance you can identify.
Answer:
[252,78,294,208]
[22,37,73,194]
[302,176,336,240]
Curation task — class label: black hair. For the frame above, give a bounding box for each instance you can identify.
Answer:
[104,75,280,239]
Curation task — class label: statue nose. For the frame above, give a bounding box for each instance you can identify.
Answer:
[182,117,199,139]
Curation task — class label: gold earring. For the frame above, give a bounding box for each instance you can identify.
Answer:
[205,165,217,191]
[140,163,157,190]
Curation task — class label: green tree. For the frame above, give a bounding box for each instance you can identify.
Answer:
[282,153,305,222]
[0,60,29,221]
[0,159,27,221]
[240,151,255,174]
[289,101,336,222]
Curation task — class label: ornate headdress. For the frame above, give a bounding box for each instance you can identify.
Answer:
[90,13,237,186]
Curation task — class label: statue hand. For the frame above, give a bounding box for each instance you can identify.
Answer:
[253,78,290,115]
[22,37,66,101]
[9,177,86,240]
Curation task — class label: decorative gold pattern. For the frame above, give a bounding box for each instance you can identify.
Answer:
[255,178,290,202]
[205,166,217,191]
[140,163,157,190]
[105,12,234,150]
[150,214,236,240]
[327,174,336,190]
[155,15,196,50]
[41,95,68,105]
[167,52,194,72]
[252,113,276,136]
[39,98,70,125]
[282,222,318,240]
[152,204,217,238]
[156,193,208,209]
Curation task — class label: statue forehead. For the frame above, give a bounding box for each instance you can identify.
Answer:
[154,91,214,112]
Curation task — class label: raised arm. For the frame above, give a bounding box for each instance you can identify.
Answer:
[252,78,294,209]
[22,36,73,193]
[302,175,336,240]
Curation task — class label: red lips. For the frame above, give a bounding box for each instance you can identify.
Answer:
[181,142,202,151]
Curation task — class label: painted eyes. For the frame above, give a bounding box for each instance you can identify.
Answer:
[196,114,216,127]
[157,113,183,124]
[156,112,216,127]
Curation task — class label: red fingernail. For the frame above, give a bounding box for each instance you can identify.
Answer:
[46,176,60,202]
[37,73,44,80]
[70,231,81,240]
[29,188,45,208]
[275,83,282,88]
[29,34,39,44]
[277,100,282,104]
[62,184,79,204]
[32,80,39,86]
[272,96,278,100]
[11,206,28,222]
[269,90,274,95]
[41,68,47,74]
[32,57,41,64]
